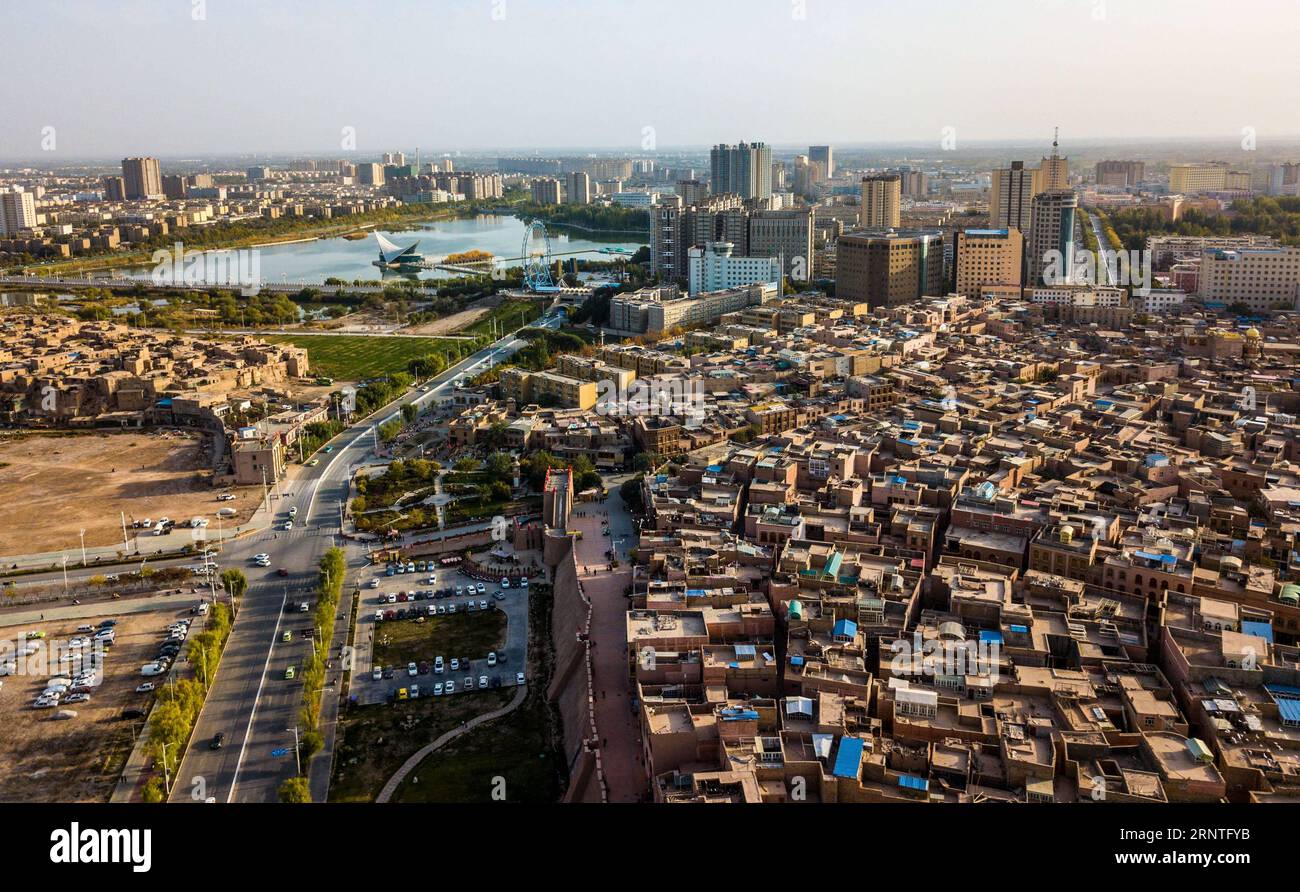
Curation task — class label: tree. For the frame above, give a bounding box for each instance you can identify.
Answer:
[485,452,514,478]
[278,777,312,803]
[141,776,166,804]
[220,569,248,600]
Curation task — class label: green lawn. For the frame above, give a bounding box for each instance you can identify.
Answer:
[458,299,543,339]
[329,687,513,802]
[267,334,464,380]
[392,685,564,803]
[373,609,507,668]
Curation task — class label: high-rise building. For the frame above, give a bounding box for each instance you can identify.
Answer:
[954,228,1023,296]
[1267,162,1300,195]
[162,175,188,200]
[565,171,591,205]
[676,180,708,205]
[382,152,406,166]
[746,208,815,282]
[859,174,902,229]
[1028,190,1078,286]
[650,199,810,284]
[989,161,1038,236]
[0,189,37,236]
[102,176,126,201]
[1096,160,1146,187]
[809,145,834,179]
[531,177,562,205]
[121,157,163,200]
[710,142,772,200]
[896,167,929,198]
[836,229,945,307]
[357,163,384,186]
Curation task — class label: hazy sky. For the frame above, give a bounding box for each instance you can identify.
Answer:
[4,0,1299,159]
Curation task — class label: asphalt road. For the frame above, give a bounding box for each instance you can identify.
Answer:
[168,314,561,803]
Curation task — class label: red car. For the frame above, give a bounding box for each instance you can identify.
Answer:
[277,568,289,577]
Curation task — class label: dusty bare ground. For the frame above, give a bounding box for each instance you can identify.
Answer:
[0,431,262,556]
[402,295,502,336]
[0,603,195,802]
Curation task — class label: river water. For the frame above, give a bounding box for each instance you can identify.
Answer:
[129,214,646,285]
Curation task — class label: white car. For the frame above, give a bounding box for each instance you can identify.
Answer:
[407,662,418,677]
[284,521,294,531]
[434,656,444,674]
[68,637,89,650]
[520,577,528,588]
[433,683,444,696]
[487,652,497,667]
[253,553,270,563]
[33,696,59,709]
[500,578,509,588]
[136,682,156,693]
[370,579,380,588]
[372,667,382,681]
[516,672,525,685]
[479,675,488,688]
[450,658,460,671]
[444,680,455,694]
[476,583,486,595]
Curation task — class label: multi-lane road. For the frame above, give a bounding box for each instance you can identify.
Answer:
[165,312,563,803]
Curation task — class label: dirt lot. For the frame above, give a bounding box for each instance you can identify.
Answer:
[0,601,196,802]
[0,431,262,556]
[402,295,501,336]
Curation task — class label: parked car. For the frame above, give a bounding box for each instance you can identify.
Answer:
[433,683,443,696]
[450,658,460,671]
[284,665,296,680]
[479,675,489,688]
[372,667,382,681]
[136,682,156,693]
[444,680,455,694]
[210,733,226,750]
[487,652,497,667]
[407,662,418,677]
[516,672,525,685]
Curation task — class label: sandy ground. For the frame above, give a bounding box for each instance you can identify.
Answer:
[0,431,262,557]
[0,601,197,802]
[402,295,501,336]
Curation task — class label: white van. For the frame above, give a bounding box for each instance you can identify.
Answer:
[140,663,164,677]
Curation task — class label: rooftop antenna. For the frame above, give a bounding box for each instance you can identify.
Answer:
[1052,127,1060,158]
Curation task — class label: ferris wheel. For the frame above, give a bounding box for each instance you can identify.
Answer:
[520,220,556,291]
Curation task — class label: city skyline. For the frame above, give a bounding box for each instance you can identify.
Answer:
[4,0,1300,159]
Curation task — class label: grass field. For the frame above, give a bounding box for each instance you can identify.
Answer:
[392,684,564,803]
[457,299,544,340]
[267,334,465,380]
[373,610,507,668]
[329,687,513,802]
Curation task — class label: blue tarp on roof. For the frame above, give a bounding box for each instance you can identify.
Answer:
[719,707,759,721]
[1242,621,1274,643]
[1279,700,1300,725]
[1009,623,1029,634]
[790,655,805,666]
[1135,551,1177,565]
[832,737,864,779]
[1265,683,1300,698]
[833,618,857,639]
[979,630,1004,645]
[706,465,723,473]
[734,644,756,659]
[897,774,929,792]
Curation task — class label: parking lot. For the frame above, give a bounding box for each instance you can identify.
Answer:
[0,599,203,801]
[350,559,530,705]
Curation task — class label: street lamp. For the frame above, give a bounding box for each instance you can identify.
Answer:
[160,741,175,796]
[79,528,87,567]
[286,726,301,775]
